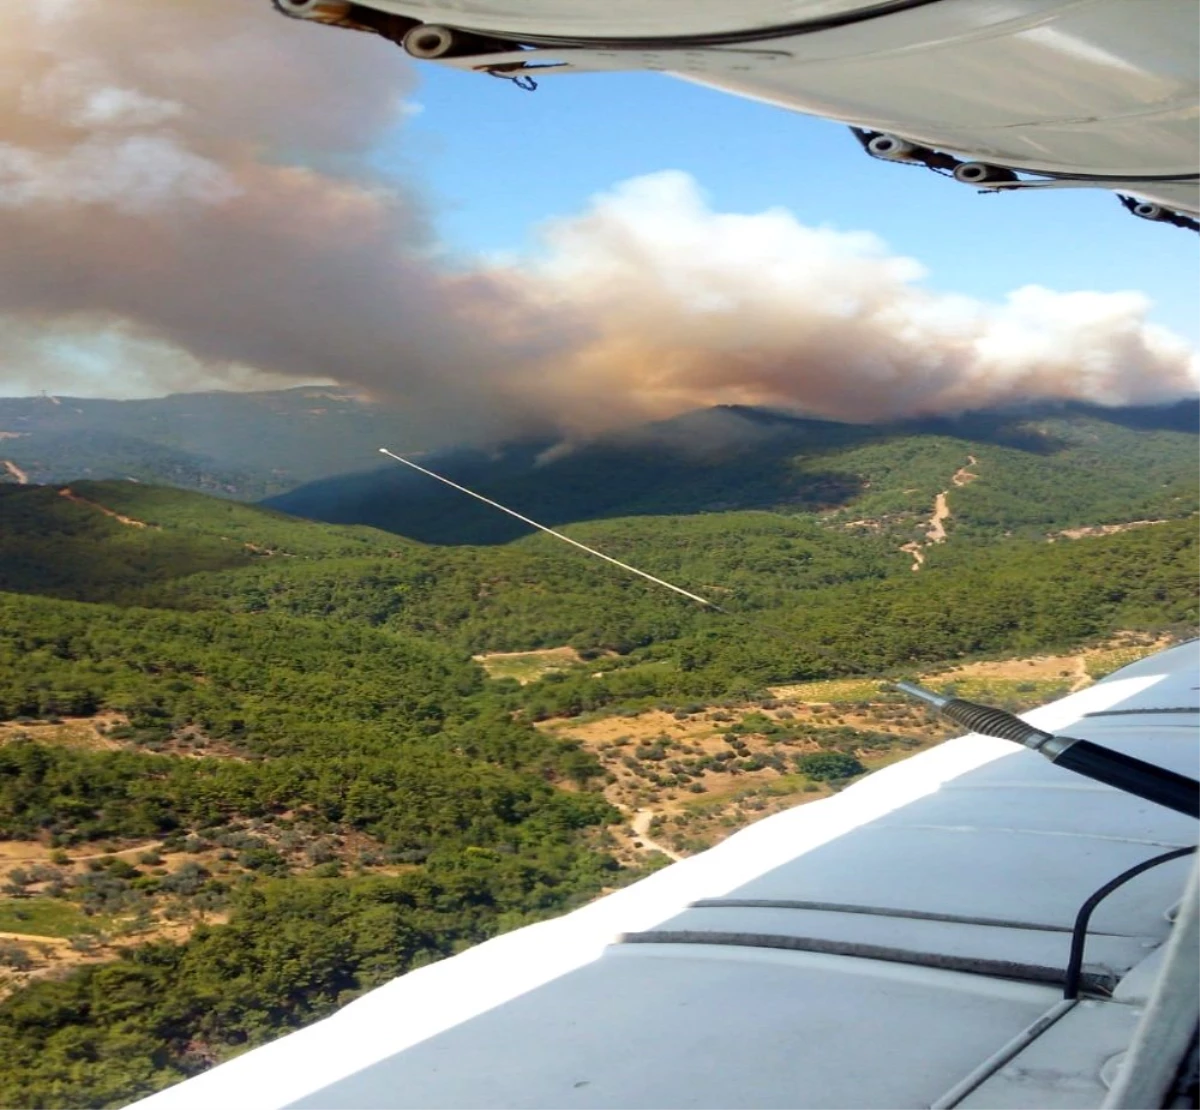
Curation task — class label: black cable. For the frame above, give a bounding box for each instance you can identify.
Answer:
[1052,741,1200,819]
[894,682,1200,818]
[1063,845,1197,1000]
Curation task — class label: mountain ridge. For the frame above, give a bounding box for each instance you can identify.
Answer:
[2,388,1194,516]
[266,398,1200,544]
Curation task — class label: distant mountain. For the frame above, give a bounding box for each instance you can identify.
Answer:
[266,399,1200,545]
[0,388,438,498]
[1,388,1195,542]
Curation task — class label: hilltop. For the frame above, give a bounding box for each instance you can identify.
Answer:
[267,399,1199,544]
[2,390,1194,537]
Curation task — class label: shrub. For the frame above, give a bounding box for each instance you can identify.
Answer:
[794,752,866,781]
[0,942,33,970]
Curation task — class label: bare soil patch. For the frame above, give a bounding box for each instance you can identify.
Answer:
[2,460,29,484]
[0,714,126,753]
[951,456,979,487]
[545,631,1175,862]
[58,487,156,529]
[541,700,941,863]
[1051,520,1168,541]
[902,455,978,569]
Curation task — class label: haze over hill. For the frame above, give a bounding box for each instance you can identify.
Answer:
[0,388,436,498]
[2,1,1196,450]
[268,397,1199,544]
[2,389,1195,543]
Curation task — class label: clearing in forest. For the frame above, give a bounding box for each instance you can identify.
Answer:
[0,715,125,752]
[542,697,945,865]
[1050,520,1169,541]
[474,645,596,684]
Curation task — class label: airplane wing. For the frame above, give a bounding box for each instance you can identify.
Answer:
[271,0,1200,223]
[128,643,1200,1109]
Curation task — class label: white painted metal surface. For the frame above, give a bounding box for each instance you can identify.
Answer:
[354,0,896,37]
[129,641,1200,1110]
[311,0,1199,213]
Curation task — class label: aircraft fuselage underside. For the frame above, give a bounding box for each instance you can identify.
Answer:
[273,0,1200,221]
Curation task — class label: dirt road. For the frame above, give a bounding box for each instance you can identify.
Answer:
[903,455,978,571]
[2,460,28,484]
[631,809,684,862]
[58,488,154,528]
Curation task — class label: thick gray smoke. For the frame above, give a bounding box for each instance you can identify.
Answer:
[0,0,571,441]
[1,0,1196,443]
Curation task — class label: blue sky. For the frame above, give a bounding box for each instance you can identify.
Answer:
[391,64,1198,343]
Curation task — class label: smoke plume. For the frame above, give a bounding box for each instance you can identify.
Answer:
[517,172,1199,427]
[1,0,1196,443]
[0,0,566,440]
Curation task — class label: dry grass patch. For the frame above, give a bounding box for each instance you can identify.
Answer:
[541,700,939,864]
[542,632,1180,863]
[1084,634,1177,679]
[0,713,126,752]
[770,678,886,703]
[473,646,599,684]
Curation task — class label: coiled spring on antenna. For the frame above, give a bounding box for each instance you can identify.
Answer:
[938,699,1054,746]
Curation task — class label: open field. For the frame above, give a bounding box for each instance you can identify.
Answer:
[473,646,595,684]
[0,714,125,752]
[541,694,945,863]
[0,899,99,938]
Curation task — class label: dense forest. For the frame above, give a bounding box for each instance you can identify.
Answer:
[0,401,1196,1107]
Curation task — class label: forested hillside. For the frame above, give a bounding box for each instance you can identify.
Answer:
[3,390,1195,532]
[268,400,1199,544]
[0,509,620,1104]
[0,402,1196,1108]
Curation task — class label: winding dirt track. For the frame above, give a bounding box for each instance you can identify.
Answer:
[57,488,155,528]
[0,931,69,947]
[2,460,29,484]
[631,809,684,862]
[903,455,978,571]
